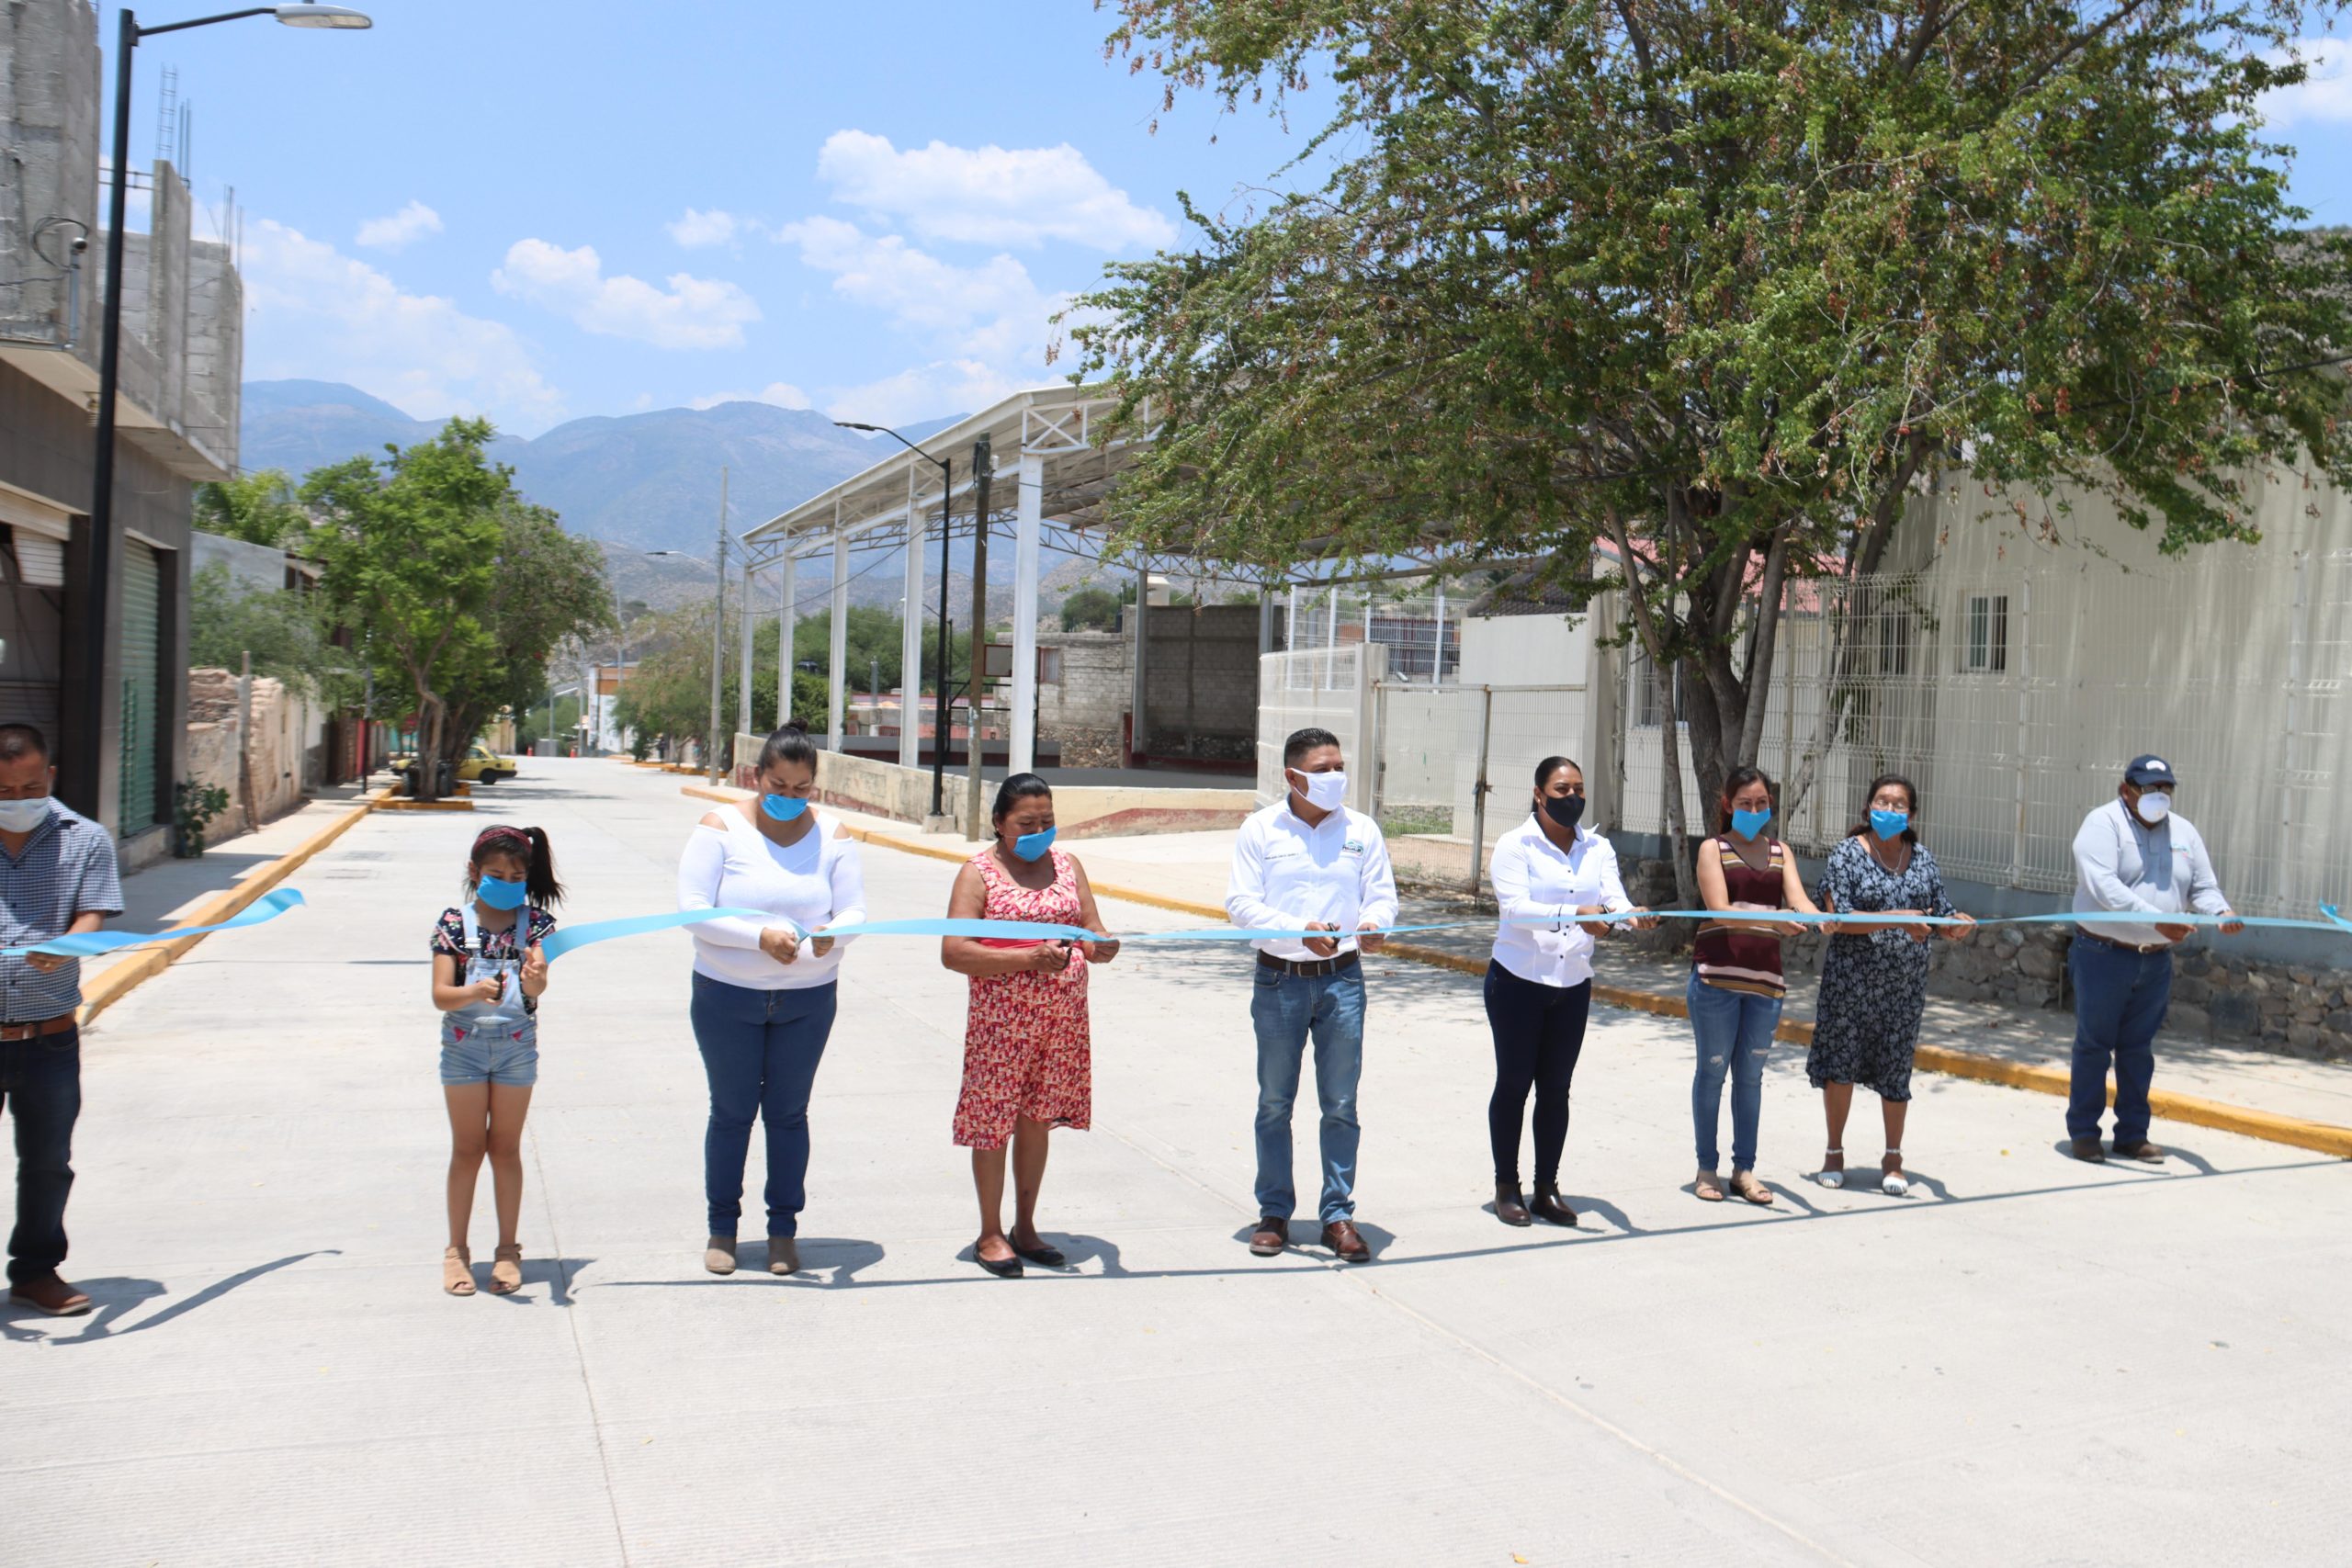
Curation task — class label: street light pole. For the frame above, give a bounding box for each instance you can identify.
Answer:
[707,467,729,784]
[834,421,955,819]
[76,3,370,815]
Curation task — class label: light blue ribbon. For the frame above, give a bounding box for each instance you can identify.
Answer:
[1,887,310,958]
[551,905,2352,957]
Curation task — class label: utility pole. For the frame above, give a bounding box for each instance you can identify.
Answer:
[966,434,992,838]
[707,467,729,783]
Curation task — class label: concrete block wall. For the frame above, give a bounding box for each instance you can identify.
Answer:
[187,667,311,840]
[1135,604,1259,760]
[0,0,100,345]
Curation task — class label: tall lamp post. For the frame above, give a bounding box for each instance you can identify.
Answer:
[645,495,732,784]
[77,2,370,812]
[835,421,953,818]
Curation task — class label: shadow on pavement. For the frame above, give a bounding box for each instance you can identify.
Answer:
[1,1251,338,1344]
[577,1155,2332,1295]
[481,1257,596,1307]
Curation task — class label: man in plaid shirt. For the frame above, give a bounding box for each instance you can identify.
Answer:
[0,723,121,1317]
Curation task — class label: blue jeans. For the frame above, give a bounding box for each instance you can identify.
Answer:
[1688,974,1780,1173]
[2,1026,79,1286]
[2067,939,2172,1143]
[1250,962,1365,1224]
[689,976,839,1238]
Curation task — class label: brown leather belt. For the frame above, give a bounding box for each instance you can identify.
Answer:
[0,1013,76,1042]
[1258,950,1361,979]
[2081,931,2173,956]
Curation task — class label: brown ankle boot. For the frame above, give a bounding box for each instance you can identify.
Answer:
[1531,1181,1577,1227]
[1494,1183,1532,1226]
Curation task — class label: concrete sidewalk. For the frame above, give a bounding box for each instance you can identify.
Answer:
[82,784,380,992]
[6,761,2347,1567]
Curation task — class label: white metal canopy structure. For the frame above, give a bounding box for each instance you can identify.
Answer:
[734,380,1549,774]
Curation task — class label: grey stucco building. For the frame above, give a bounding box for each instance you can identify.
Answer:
[0,0,242,865]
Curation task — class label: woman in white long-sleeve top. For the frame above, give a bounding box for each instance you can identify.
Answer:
[676,722,866,1278]
[1483,756,1651,1226]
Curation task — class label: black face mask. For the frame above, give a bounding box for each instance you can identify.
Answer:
[1540,794,1585,831]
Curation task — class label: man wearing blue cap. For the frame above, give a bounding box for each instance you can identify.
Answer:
[2066,754,2242,1162]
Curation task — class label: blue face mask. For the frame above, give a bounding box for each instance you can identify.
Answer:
[1012,826,1057,862]
[474,874,529,912]
[760,793,810,822]
[1870,808,1909,840]
[1731,807,1772,839]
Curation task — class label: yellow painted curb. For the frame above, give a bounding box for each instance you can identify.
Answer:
[78,787,392,1028]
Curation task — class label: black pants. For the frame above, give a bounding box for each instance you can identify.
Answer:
[1483,964,1591,1187]
[2,1026,79,1286]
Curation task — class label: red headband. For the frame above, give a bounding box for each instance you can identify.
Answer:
[471,825,533,860]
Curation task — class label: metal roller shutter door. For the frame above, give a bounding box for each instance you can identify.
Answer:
[119,541,161,833]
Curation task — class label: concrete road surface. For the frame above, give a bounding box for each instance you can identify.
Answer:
[4,760,2346,1567]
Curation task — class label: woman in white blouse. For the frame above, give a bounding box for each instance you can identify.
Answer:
[1484,755,1651,1227]
[676,722,866,1278]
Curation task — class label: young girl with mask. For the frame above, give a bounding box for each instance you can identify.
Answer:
[1689,766,1822,1205]
[1481,757,1654,1227]
[940,773,1119,1277]
[429,823,563,1295]
[677,721,865,1279]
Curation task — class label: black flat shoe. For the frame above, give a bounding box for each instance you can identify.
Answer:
[974,1246,1023,1279]
[1011,1238,1067,1267]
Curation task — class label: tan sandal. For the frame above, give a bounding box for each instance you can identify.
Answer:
[443,1246,475,1296]
[1693,1168,1724,1202]
[1731,1169,1775,1206]
[489,1243,524,1294]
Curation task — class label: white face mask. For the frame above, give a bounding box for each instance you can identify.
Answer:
[2134,791,2172,825]
[0,795,49,832]
[1291,769,1349,812]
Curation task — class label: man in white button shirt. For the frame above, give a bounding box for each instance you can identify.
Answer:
[2067,753,2243,1164]
[1227,728,1398,1262]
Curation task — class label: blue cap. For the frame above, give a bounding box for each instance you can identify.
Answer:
[2124,754,2177,787]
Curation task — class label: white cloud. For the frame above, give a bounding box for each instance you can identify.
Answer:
[2261,39,2352,128]
[775,215,1068,354]
[815,130,1176,252]
[822,360,1031,429]
[689,381,813,412]
[491,238,761,349]
[355,199,443,251]
[667,208,746,248]
[240,218,565,433]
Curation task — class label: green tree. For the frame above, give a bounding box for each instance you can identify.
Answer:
[1058,585,1122,631]
[303,420,607,798]
[441,502,616,763]
[1080,0,2352,903]
[187,562,350,703]
[194,468,307,548]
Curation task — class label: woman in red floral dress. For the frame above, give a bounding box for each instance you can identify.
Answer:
[941,774,1119,1277]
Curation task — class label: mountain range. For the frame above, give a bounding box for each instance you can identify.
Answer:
[238,380,1063,614]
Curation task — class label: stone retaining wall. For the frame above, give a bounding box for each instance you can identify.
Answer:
[1615,857,2349,1063]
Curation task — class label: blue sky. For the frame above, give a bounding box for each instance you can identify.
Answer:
[109,3,2352,440]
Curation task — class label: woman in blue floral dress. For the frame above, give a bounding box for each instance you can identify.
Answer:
[1808,775,1975,1196]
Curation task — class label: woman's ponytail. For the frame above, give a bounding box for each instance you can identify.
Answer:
[523,825,566,908]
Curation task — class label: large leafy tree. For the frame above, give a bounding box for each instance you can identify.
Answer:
[303,419,610,798]
[194,468,306,548]
[1078,0,2352,900]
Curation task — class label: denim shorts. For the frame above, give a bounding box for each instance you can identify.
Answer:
[438,1016,539,1087]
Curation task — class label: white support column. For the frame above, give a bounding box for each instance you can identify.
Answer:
[827,515,850,753]
[1432,581,1446,684]
[777,550,797,727]
[899,466,924,769]
[1008,450,1044,775]
[737,557,756,744]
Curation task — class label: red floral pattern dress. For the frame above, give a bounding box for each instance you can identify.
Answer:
[952,847,1092,1149]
